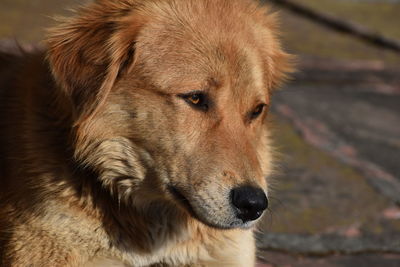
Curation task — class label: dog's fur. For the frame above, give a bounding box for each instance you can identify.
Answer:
[0,0,291,266]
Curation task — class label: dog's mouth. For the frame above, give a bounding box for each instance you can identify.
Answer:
[167,185,197,218]
[167,185,239,230]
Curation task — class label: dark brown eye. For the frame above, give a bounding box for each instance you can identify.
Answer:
[250,104,267,120]
[178,92,209,111]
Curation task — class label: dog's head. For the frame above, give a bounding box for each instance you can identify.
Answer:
[47,0,292,229]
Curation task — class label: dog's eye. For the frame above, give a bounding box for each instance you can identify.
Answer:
[187,94,201,105]
[178,92,209,111]
[250,104,267,120]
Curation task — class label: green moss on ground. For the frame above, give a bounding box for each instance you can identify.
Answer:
[260,118,391,235]
[272,0,400,65]
[298,0,400,39]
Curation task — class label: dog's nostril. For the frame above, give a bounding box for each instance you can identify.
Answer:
[230,186,268,222]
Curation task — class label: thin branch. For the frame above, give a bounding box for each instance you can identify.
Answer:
[268,0,400,53]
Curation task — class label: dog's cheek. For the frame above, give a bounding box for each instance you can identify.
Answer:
[78,136,151,201]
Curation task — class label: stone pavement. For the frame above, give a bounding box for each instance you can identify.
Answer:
[256,58,400,266]
[257,252,400,267]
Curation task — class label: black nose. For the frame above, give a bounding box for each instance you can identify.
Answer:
[230,186,268,222]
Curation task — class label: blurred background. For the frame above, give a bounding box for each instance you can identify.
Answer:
[0,0,399,266]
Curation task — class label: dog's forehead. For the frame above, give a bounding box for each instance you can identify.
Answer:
[136,18,268,101]
[138,41,267,101]
[128,0,276,101]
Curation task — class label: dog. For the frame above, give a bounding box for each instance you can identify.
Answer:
[0,0,291,266]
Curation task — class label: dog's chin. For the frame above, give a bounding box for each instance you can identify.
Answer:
[167,186,256,230]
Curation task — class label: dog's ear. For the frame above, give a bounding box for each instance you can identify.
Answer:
[47,2,145,124]
[254,10,295,92]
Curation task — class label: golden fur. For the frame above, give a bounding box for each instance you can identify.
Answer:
[0,0,291,266]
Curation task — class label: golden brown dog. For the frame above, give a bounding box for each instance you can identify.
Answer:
[0,0,291,266]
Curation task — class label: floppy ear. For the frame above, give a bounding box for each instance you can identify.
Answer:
[47,2,144,124]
